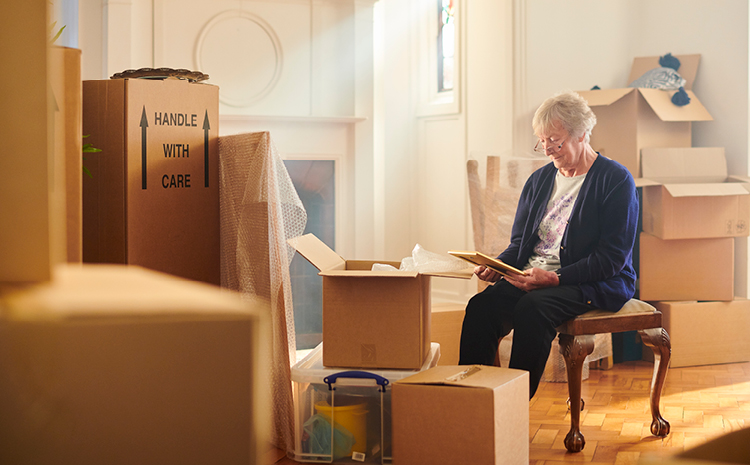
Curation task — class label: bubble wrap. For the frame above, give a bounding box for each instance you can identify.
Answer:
[497,331,612,382]
[219,132,307,450]
[372,243,470,273]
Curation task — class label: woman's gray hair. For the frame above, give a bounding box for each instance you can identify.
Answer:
[532,90,597,143]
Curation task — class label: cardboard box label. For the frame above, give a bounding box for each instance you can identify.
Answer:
[137,107,212,190]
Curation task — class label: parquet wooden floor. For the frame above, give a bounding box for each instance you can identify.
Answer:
[270,360,750,465]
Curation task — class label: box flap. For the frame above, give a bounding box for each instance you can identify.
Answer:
[634,177,662,188]
[321,269,420,278]
[663,183,750,198]
[641,147,727,183]
[628,54,701,90]
[577,88,634,107]
[287,234,345,272]
[395,365,525,389]
[639,88,713,122]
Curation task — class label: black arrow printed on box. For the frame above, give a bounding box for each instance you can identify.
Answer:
[140,106,148,190]
[203,110,210,188]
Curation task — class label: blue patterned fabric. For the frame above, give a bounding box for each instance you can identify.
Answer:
[628,66,686,90]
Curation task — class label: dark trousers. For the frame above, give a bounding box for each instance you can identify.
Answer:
[458,279,593,398]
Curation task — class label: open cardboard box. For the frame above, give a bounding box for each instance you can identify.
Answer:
[288,233,471,369]
[577,54,713,178]
[636,147,750,239]
[391,365,529,465]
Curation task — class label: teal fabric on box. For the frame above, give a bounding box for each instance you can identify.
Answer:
[303,414,355,460]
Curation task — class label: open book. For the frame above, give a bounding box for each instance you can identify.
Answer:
[448,251,527,278]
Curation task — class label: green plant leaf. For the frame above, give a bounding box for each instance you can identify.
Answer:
[83,165,92,178]
[50,24,66,44]
[83,144,102,153]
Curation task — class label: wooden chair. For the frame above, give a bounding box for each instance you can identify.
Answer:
[495,298,671,452]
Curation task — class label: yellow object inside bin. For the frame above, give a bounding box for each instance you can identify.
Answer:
[314,400,368,456]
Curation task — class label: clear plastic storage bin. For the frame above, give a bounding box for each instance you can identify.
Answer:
[289,342,441,464]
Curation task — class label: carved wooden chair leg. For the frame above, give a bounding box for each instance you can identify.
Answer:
[558,333,595,453]
[639,327,671,437]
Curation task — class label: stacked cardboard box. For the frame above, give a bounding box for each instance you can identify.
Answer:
[288,233,475,463]
[581,55,750,368]
[638,149,750,367]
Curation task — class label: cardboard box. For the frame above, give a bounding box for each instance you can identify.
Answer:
[638,232,734,301]
[0,1,50,282]
[82,78,220,285]
[431,302,465,365]
[640,428,750,465]
[638,147,750,239]
[678,427,750,464]
[49,46,83,264]
[0,264,266,465]
[578,54,713,178]
[392,365,529,465]
[289,234,471,369]
[651,299,750,368]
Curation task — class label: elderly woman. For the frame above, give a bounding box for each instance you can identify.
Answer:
[458,90,638,399]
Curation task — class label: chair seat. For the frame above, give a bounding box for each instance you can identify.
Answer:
[556,299,662,336]
[577,298,658,318]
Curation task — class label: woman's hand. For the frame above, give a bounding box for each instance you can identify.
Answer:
[504,267,559,291]
[474,265,503,283]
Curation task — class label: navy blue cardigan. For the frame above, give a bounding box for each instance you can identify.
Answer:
[498,155,638,312]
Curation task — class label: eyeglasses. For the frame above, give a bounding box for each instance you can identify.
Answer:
[534,136,568,154]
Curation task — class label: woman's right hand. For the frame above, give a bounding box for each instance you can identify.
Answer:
[474,265,502,283]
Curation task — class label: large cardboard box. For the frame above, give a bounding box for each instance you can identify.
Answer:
[678,427,750,464]
[638,147,750,239]
[82,78,220,285]
[431,302,465,365]
[578,54,713,178]
[651,299,750,368]
[0,1,50,282]
[289,234,471,369]
[639,232,734,301]
[392,365,529,465]
[640,427,750,465]
[0,264,266,465]
[49,46,83,264]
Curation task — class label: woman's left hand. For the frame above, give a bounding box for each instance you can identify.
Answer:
[504,267,559,292]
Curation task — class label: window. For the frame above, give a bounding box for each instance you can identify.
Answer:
[284,159,336,350]
[417,0,459,116]
[438,0,455,93]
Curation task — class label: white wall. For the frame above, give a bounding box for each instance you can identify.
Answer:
[77,0,750,301]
